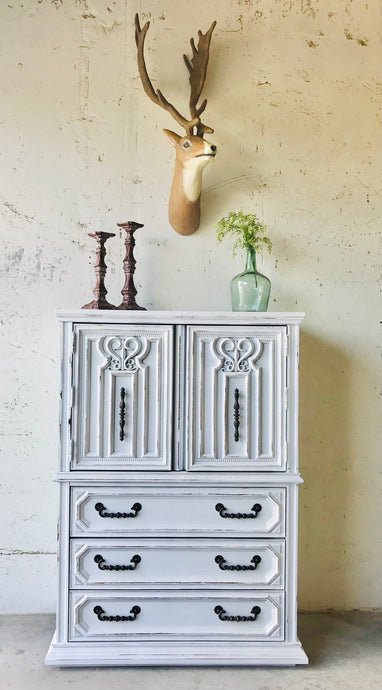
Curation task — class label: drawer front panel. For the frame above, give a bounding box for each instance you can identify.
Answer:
[70,538,285,589]
[186,326,287,471]
[72,325,173,470]
[70,487,286,537]
[70,591,284,641]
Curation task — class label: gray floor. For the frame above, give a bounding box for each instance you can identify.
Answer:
[1,613,381,690]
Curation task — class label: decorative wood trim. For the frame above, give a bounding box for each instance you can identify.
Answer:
[56,310,305,326]
[55,471,304,485]
[46,637,308,666]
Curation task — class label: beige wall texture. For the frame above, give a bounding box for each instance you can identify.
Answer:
[0,0,381,613]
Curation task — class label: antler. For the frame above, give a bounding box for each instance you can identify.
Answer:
[183,21,216,137]
[135,14,200,137]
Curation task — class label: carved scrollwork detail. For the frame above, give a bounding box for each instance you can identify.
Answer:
[99,335,150,371]
[213,337,262,373]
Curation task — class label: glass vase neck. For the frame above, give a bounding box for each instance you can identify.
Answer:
[245,248,257,272]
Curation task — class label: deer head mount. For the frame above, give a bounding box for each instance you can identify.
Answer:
[135,14,217,236]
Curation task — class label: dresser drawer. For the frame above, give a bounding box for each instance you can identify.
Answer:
[70,538,285,589]
[70,590,284,641]
[70,487,286,537]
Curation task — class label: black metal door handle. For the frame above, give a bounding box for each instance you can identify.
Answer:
[233,388,240,441]
[215,503,262,519]
[119,387,126,441]
[93,605,141,622]
[94,502,142,518]
[215,554,262,571]
[94,554,141,571]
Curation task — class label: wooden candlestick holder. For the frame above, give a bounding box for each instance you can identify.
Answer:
[82,231,117,310]
[117,221,146,310]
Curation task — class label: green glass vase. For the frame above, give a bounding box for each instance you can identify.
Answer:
[230,248,271,312]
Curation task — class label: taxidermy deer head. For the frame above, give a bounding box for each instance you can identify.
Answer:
[135,14,217,236]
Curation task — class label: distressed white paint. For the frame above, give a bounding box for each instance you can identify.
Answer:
[0,0,381,616]
[45,311,306,665]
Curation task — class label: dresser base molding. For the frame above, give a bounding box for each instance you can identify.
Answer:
[45,636,308,667]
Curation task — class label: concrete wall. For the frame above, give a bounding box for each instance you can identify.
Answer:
[0,0,381,613]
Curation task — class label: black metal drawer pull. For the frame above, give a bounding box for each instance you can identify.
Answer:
[94,554,141,571]
[93,605,141,622]
[233,388,240,441]
[94,502,142,519]
[214,605,261,622]
[215,554,262,571]
[119,387,126,441]
[215,502,262,519]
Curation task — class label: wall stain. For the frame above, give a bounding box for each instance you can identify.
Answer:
[3,202,34,223]
[345,29,369,46]
[5,248,24,269]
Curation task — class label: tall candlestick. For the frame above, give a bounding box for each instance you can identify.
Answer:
[117,221,146,310]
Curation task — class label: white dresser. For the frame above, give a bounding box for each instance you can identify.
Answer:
[45,310,308,666]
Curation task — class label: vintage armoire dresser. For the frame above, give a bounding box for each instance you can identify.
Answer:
[45,310,308,666]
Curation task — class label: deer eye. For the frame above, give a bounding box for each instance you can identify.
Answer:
[182,139,191,149]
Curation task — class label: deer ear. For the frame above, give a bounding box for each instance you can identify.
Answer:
[163,129,181,148]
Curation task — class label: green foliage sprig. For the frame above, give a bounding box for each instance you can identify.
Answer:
[216,210,272,256]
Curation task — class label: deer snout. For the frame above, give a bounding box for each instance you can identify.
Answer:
[201,141,217,157]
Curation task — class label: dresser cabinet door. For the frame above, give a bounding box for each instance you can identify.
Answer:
[186,326,287,471]
[71,325,173,470]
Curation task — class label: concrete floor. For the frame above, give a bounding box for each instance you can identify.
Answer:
[0,613,381,690]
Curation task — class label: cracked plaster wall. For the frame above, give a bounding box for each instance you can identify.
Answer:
[0,0,381,613]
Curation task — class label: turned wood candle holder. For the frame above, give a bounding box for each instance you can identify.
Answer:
[117,221,146,310]
[82,231,117,310]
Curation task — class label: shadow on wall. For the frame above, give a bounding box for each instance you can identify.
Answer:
[298,330,353,611]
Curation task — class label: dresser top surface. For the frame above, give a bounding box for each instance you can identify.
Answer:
[56,310,305,326]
